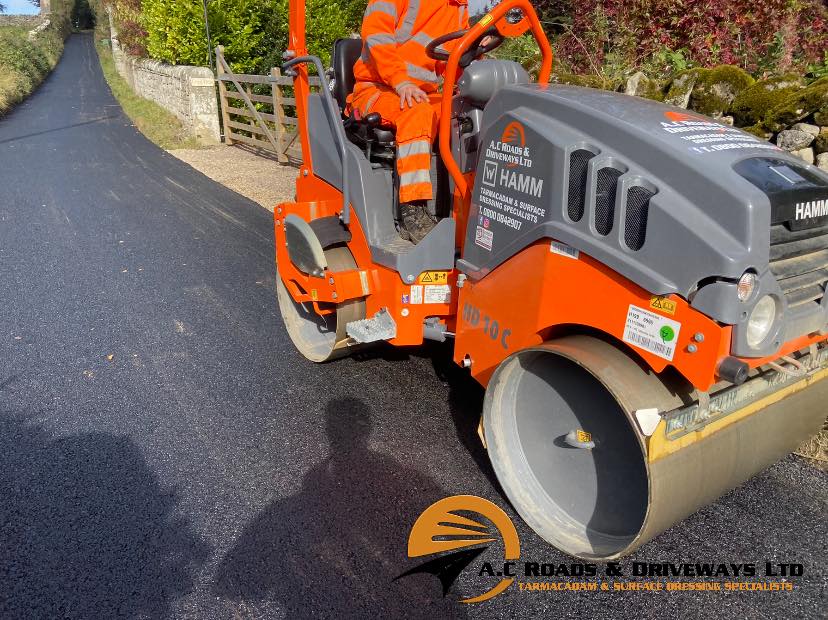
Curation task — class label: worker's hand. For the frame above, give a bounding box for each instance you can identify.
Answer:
[397,83,428,109]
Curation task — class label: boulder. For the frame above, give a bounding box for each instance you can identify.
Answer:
[764,78,828,133]
[814,133,828,155]
[718,115,734,126]
[817,152,828,171]
[791,147,815,164]
[730,75,805,127]
[625,71,664,100]
[687,65,755,116]
[792,122,820,136]
[777,129,815,151]
[664,72,697,108]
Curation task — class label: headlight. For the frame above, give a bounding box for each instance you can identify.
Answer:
[737,271,756,302]
[746,295,777,348]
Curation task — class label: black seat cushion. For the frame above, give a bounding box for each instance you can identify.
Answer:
[332,38,363,111]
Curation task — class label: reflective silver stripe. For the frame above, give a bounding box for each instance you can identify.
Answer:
[365,33,396,50]
[400,170,431,186]
[398,139,431,158]
[363,91,381,114]
[364,1,398,19]
[459,5,467,28]
[395,0,421,42]
[408,32,432,47]
[405,62,440,84]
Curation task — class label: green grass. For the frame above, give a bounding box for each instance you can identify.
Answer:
[0,25,65,116]
[95,39,204,150]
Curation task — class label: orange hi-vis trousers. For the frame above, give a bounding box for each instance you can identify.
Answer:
[351,83,440,203]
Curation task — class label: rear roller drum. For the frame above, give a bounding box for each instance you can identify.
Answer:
[277,246,365,362]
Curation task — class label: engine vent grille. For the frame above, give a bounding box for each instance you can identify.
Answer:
[567,150,594,222]
[595,168,622,236]
[769,223,828,308]
[624,186,654,251]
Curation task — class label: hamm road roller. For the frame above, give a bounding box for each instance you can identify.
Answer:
[275,0,828,559]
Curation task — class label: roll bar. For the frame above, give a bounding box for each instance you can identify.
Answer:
[439,0,553,202]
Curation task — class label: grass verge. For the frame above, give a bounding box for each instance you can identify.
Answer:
[95,40,204,150]
[0,25,65,117]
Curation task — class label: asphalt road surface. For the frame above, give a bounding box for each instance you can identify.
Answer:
[1,34,826,619]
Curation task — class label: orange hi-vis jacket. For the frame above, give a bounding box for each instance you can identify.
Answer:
[350,0,470,204]
[352,0,470,94]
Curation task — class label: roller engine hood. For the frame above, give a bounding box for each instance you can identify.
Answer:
[461,84,828,301]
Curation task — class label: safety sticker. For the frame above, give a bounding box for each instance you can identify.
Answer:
[410,285,423,305]
[550,240,579,259]
[623,305,681,361]
[475,226,493,251]
[649,295,677,315]
[418,271,449,285]
[424,285,451,305]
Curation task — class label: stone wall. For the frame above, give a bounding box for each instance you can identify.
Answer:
[619,67,828,172]
[108,17,220,145]
[0,15,44,28]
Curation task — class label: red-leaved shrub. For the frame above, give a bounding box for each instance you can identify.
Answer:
[549,0,828,76]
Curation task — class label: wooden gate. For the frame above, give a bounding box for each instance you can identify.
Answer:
[215,46,321,163]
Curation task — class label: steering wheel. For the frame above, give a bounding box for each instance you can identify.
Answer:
[425,28,505,68]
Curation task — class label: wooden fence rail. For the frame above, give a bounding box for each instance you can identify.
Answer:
[216,45,321,163]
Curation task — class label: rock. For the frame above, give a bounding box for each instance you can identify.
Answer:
[730,75,805,127]
[625,72,664,100]
[817,152,828,171]
[718,115,734,126]
[777,129,815,151]
[792,122,820,136]
[814,133,828,155]
[664,72,697,108]
[815,108,828,126]
[687,65,755,116]
[625,71,647,95]
[764,78,828,133]
[791,147,814,164]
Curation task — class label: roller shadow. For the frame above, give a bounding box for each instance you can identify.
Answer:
[0,413,209,618]
[213,397,468,618]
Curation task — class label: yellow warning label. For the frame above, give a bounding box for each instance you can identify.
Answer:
[478,13,494,27]
[576,429,592,443]
[311,289,318,301]
[649,295,677,315]
[418,271,449,285]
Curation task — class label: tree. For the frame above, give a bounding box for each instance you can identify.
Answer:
[0,3,6,14]
[72,0,94,28]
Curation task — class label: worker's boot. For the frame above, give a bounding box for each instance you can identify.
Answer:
[399,201,437,244]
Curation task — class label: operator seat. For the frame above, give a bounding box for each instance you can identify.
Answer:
[331,38,396,153]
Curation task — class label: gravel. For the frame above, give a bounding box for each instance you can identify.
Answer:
[169,145,298,211]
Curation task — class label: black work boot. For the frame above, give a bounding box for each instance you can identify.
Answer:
[399,202,437,244]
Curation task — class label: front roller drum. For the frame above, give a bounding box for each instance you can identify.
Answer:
[277,246,365,363]
[483,335,828,560]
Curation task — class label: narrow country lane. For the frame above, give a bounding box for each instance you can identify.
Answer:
[0,34,825,619]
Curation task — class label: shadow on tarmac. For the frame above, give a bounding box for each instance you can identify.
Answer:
[214,397,469,618]
[0,408,209,618]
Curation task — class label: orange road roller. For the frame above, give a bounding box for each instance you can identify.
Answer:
[275,0,828,559]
